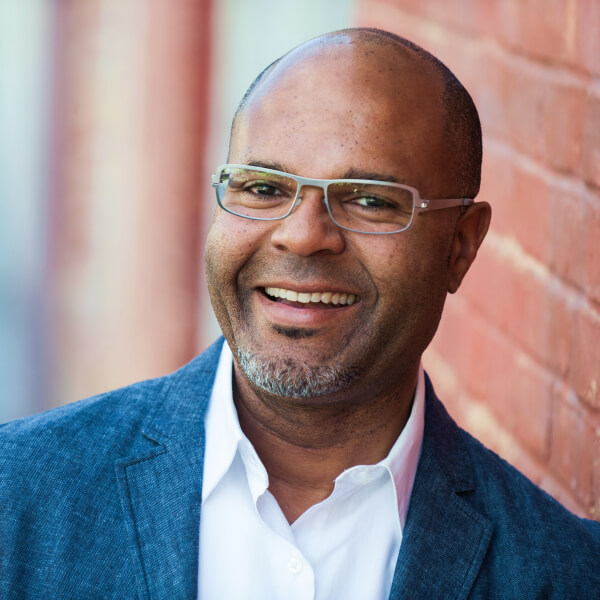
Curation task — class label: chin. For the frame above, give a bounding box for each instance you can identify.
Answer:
[236,348,362,399]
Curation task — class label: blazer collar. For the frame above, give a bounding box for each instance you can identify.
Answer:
[388,375,493,600]
[115,338,224,600]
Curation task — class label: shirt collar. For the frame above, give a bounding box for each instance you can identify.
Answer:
[202,342,425,529]
[380,363,425,530]
[201,342,243,502]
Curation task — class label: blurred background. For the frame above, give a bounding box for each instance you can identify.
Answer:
[1,0,598,519]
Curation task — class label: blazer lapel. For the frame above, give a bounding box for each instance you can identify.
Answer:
[115,340,223,600]
[389,378,493,600]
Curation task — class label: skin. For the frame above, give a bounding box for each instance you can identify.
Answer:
[205,33,491,523]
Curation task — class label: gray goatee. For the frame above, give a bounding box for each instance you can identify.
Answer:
[237,350,361,398]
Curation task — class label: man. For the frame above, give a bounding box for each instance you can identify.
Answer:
[1,28,599,599]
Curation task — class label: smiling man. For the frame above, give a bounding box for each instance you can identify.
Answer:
[1,28,599,600]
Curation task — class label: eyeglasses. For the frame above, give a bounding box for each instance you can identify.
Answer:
[212,164,473,235]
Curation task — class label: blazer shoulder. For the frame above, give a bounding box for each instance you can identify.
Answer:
[2,371,164,455]
[0,337,224,476]
[422,378,600,595]
[459,426,600,583]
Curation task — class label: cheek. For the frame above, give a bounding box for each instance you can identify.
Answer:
[357,236,425,291]
[204,217,253,344]
[361,230,451,318]
[204,213,273,329]
[205,214,261,285]
[204,225,230,291]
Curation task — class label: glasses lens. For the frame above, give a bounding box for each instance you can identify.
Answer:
[326,182,415,233]
[215,166,298,219]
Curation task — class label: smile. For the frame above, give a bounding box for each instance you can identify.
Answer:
[264,287,359,306]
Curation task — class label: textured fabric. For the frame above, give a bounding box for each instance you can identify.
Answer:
[1,337,599,599]
[199,342,425,600]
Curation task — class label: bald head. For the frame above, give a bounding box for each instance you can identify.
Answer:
[231,28,482,199]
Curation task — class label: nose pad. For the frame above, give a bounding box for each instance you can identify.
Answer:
[292,185,326,214]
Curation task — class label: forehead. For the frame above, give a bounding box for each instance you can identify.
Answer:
[230,39,449,192]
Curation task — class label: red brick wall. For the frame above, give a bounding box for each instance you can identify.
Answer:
[356,0,600,520]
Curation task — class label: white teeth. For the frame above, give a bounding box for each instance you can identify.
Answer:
[264,287,359,306]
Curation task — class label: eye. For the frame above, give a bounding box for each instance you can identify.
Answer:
[352,195,391,209]
[244,181,284,197]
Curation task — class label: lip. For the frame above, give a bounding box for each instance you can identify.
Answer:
[255,287,359,328]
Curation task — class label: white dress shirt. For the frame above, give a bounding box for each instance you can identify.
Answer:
[198,342,425,600]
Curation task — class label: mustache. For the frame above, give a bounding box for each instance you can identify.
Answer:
[238,254,371,289]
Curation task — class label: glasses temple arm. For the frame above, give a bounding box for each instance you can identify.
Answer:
[418,198,474,210]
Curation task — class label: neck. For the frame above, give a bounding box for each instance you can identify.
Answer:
[232,362,419,523]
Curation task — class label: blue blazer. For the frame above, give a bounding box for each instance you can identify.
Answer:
[1,338,599,599]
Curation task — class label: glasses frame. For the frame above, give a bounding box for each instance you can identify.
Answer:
[212,163,474,235]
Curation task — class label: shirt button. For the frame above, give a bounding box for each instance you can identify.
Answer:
[287,558,303,574]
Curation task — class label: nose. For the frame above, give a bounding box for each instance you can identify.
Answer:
[269,186,345,256]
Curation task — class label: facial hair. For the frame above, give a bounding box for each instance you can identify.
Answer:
[237,349,362,399]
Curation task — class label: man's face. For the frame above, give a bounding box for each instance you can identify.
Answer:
[205,40,461,401]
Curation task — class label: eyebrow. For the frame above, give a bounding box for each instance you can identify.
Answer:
[241,158,404,185]
[243,159,287,172]
[342,168,404,184]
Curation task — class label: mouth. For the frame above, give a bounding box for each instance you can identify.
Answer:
[263,286,359,307]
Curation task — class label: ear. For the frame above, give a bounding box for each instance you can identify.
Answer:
[447,201,491,294]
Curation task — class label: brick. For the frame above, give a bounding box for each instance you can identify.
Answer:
[569,305,600,409]
[428,295,471,377]
[458,237,510,322]
[509,164,552,263]
[472,51,510,141]
[581,90,600,188]
[542,82,585,173]
[518,0,577,66]
[480,151,591,296]
[575,0,600,76]
[432,295,500,405]
[504,66,546,162]
[517,273,571,378]
[509,353,553,460]
[501,165,590,295]
[491,0,579,67]
[462,235,571,376]
[431,291,553,459]
[450,390,525,465]
[586,196,600,304]
[483,346,553,460]
[366,0,483,35]
[548,184,590,293]
[504,65,585,174]
[492,0,525,52]
[550,390,596,506]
